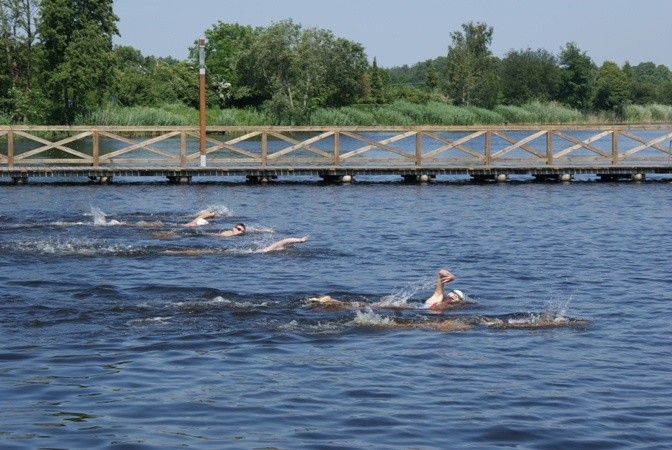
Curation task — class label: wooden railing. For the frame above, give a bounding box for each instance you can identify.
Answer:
[1,125,671,170]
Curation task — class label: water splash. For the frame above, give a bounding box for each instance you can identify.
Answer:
[90,206,121,226]
[10,237,139,256]
[376,277,434,307]
[198,205,234,217]
[352,307,396,327]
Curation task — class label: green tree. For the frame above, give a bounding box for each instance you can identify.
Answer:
[425,63,438,90]
[110,47,196,107]
[592,61,631,115]
[367,57,388,104]
[631,62,672,104]
[37,0,119,122]
[557,42,595,111]
[321,36,368,107]
[235,19,368,121]
[196,22,256,107]
[0,0,43,122]
[444,21,500,108]
[499,48,560,105]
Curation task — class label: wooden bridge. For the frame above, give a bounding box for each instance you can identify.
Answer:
[1,125,671,184]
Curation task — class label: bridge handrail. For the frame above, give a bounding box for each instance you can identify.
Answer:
[1,125,671,169]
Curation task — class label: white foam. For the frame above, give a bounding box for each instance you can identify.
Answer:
[352,308,396,327]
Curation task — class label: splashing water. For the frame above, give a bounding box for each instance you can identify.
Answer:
[376,276,435,307]
[544,295,573,319]
[90,206,121,226]
[199,205,234,217]
[352,308,396,327]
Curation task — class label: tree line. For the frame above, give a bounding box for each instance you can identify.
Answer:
[1,0,671,125]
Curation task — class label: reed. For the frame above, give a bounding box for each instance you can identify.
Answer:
[68,101,672,128]
[494,105,538,124]
[521,101,584,124]
[76,104,194,126]
[370,107,414,126]
[210,108,269,126]
[311,106,378,126]
[465,106,505,124]
[649,104,672,121]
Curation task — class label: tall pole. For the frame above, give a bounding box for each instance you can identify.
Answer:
[199,38,207,167]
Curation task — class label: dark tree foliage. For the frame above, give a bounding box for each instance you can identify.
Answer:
[556,42,596,111]
[444,22,500,108]
[37,0,119,123]
[233,19,368,121]
[499,48,560,105]
[110,46,197,107]
[592,61,631,115]
[0,0,43,122]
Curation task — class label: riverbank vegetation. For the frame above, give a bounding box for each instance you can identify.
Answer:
[2,1,672,126]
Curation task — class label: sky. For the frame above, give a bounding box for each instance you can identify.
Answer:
[113,0,672,69]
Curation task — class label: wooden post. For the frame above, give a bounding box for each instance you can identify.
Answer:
[612,130,619,165]
[8,129,14,168]
[261,131,267,167]
[334,130,340,166]
[198,38,207,167]
[546,130,553,165]
[485,130,492,165]
[180,130,187,167]
[415,131,422,166]
[92,130,99,167]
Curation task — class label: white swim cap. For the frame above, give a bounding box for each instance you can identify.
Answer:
[194,217,209,226]
[452,289,465,301]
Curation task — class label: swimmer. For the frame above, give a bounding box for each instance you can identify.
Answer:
[260,236,308,252]
[423,269,465,310]
[217,223,246,237]
[479,314,590,330]
[184,210,216,227]
[160,235,308,255]
[309,268,466,310]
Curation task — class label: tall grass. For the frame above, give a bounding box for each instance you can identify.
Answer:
[71,101,672,127]
[520,101,584,124]
[210,107,269,126]
[494,105,538,124]
[76,104,194,126]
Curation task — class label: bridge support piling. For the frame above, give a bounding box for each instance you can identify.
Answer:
[11,176,27,185]
[246,175,276,184]
[402,174,432,183]
[167,176,191,184]
[319,173,354,184]
[533,174,573,182]
[88,176,113,184]
[598,173,633,182]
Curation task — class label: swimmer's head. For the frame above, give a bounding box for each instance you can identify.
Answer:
[448,289,465,302]
[233,223,246,235]
[194,217,209,226]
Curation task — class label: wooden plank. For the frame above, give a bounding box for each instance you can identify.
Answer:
[97,131,180,160]
[491,130,546,159]
[12,130,93,160]
[620,131,672,157]
[553,130,612,158]
[339,130,417,160]
[421,131,486,159]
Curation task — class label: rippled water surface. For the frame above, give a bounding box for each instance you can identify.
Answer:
[1,177,671,449]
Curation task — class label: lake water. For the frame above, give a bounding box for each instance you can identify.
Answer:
[1,177,670,449]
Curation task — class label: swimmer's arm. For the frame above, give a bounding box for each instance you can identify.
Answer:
[261,236,308,252]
